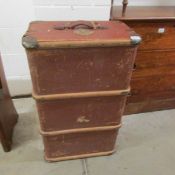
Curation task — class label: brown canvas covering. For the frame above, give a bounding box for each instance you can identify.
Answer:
[111,5,175,114]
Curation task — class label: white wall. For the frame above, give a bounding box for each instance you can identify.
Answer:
[0,0,174,96]
[114,0,175,6]
[0,0,35,96]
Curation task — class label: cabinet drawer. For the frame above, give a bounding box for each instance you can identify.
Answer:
[127,21,175,50]
[133,66,175,78]
[128,90,175,103]
[130,75,175,96]
[135,50,175,68]
[125,98,175,115]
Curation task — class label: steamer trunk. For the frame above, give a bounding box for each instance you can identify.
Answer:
[22,21,141,161]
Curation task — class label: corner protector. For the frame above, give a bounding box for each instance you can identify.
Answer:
[30,20,44,24]
[130,35,142,45]
[22,35,38,49]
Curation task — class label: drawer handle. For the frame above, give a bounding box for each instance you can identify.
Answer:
[157,28,165,34]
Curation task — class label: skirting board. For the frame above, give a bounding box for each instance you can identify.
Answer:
[6,76,32,97]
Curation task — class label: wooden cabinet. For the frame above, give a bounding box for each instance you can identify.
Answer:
[0,54,18,151]
[128,21,175,51]
[111,6,175,114]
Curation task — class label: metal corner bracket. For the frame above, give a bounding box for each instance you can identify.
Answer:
[22,35,38,49]
[130,35,142,45]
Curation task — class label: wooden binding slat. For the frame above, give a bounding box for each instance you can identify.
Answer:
[36,39,133,49]
[45,149,116,162]
[40,123,122,136]
[33,88,130,101]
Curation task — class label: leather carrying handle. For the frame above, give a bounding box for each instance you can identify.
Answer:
[54,21,107,30]
[68,21,95,29]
